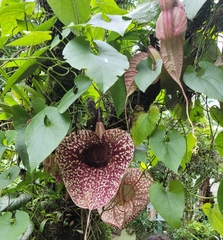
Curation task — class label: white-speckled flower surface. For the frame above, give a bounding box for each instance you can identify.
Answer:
[98,168,153,229]
[55,128,134,210]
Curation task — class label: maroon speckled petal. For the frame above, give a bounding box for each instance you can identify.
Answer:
[56,129,134,210]
[98,168,153,229]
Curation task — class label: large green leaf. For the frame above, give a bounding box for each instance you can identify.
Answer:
[132,105,159,146]
[0,211,30,239]
[217,179,223,217]
[135,58,162,92]
[87,13,131,36]
[215,131,223,156]
[202,203,223,236]
[1,47,48,97]
[149,129,186,173]
[63,37,129,92]
[7,31,52,46]
[183,61,223,102]
[47,0,90,26]
[109,76,126,117]
[25,107,70,172]
[183,0,207,21]
[58,75,92,113]
[0,193,32,212]
[149,180,185,228]
[12,105,30,168]
[0,166,20,190]
[210,105,223,127]
[126,0,160,24]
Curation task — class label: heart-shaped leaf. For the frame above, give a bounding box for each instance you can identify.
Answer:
[0,166,20,190]
[149,129,186,173]
[183,61,223,102]
[217,179,223,217]
[63,36,129,93]
[132,104,159,146]
[210,105,223,127]
[0,211,30,240]
[149,180,185,228]
[25,106,70,172]
[135,58,162,92]
[57,75,92,113]
[202,203,223,236]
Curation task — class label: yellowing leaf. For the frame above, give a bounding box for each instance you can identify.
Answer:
[202,203,223,236]
[7,31,52,46]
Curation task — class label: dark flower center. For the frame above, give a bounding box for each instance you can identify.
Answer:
[82,143,110,168]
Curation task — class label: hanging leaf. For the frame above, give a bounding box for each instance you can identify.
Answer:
[149,129,186,173]
[183,61,223,102]
[87,13,131,36]
[215,131,223,156]
[183,0,207,21]
[126,0,160,24]
[63,36,129,93]
[47,0,90,26]
[57,75,92,113]
[12,105,30,168]
[132,105,159,146]
[25,107,70,172]
[109,76,126,117]
[0,166,20,190]
[202,203,223,236]
[217,179,223,217]
[149,180,185,228]
[135,58,162,92]
[7,31,52,46]
[0,211,30,240]
[210,105,223,127]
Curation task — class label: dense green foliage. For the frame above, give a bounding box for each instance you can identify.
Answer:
[0,0,223,239]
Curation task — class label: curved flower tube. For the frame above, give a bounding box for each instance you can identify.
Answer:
[55,122,134,211]
[98,168,153,229]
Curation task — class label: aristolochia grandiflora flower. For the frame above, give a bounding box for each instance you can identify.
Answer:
[98,168,153,229]
[55,122,134,211]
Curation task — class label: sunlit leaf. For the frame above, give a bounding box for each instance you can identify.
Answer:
[1,47,48,97]
[149,129,186,173]
[47,0,90,26]
[63,36,129,92]
[7,31,52,46]
[202,203,223,236]
[87,13,131,36]
[126,0,160,23]
[183,61,223,102]
[149,180,185,228]
[132,105,159,146]
[25,107,70,172]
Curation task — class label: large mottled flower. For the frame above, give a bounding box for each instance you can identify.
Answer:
[55,122,134,210]
[98,168,153,229]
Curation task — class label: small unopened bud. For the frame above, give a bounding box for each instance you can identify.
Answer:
[95,122,105,139]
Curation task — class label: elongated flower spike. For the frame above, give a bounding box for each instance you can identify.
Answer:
[55,122,134,210]
[98,168,153,229]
